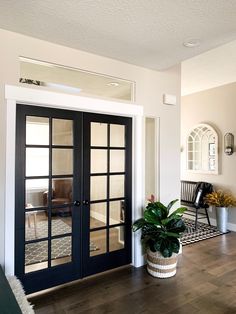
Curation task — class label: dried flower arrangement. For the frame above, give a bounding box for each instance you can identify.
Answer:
[204,190,236,207]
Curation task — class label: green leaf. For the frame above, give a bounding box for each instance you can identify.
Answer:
[153,241,161,252]
[166,218,184,229]
[160,207,187,226]
[160,217,173,226]
[164,231,180,238]
[141,224,162,238]
[132,199,186,258]
[160,239,172,257]
[132,218,146,232]
[166,199,178,215]
[166,219,186,233]
[148,240,158,252]
[169,207,187,217]
[160,237,179,257]
[144,208,162,224]
[171,240,180,254]
[162,248,171,258]
[146,202,168,219]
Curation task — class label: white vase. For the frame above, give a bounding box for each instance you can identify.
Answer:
[216,207,228,233]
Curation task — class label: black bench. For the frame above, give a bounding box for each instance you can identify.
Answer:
[181,180,213,230]
[0,266,22,314]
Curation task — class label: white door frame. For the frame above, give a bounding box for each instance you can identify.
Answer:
[4,85,145,275]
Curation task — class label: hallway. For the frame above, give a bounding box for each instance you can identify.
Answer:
[30,232,236,314]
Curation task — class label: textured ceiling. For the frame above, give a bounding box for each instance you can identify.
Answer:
[0,0,236,70]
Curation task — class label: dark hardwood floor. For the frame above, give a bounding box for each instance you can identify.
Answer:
[29,232,236,314]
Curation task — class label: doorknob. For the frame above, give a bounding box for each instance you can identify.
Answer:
[83,200,89,205]
[73,200,81,206]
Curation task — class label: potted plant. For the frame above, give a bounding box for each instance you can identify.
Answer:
[204,190,236,233]
[132,196,186,278]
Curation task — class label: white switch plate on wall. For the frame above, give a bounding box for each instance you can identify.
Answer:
[163,94,176,105]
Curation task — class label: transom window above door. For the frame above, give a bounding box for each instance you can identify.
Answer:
[19,57,135,102]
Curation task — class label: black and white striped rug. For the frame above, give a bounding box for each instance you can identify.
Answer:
[181,218,225,246]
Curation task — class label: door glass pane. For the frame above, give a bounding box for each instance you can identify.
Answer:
[51,236,72,266]
[51,178,73,209]
[110,124,125,147]
[26,148,49,176]
[91,122,107,146]
[26,116,49,145]
[52,149,73,175]
[52,119,73,146]
[91,149,107,173]
[110,175,125,199]
[51,215,72,236]
[90,230,106,257]
[90,202,106,229]
[25,179,49,208]
[25,241,48,273]
[109,200,125,225]
[25,261,48,274]
[51,255,71,267]
[110,150,125,173]
[90,176,107,201]
[25,210,48,241]
[109,226,125,252]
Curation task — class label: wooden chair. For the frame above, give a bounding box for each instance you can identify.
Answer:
[181,180,213,230]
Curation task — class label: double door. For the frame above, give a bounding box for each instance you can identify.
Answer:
[15,104,132,294]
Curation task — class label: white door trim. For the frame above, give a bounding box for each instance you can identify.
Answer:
[4,85,144,275]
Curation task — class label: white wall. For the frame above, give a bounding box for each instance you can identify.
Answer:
[181,82,236,226]
[182,39,236,96]
[0,28,181,267]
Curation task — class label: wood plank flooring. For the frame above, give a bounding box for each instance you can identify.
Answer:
[29,232,236,314]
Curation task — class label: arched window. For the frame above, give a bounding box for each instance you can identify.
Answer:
[187,124,218,174]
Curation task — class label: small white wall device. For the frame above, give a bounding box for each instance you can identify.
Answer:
[163,94,176,106]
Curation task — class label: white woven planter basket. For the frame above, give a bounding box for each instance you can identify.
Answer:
[146,249,178,278]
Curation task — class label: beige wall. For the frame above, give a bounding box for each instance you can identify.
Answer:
[181,82,236,225]
[0,29,181,267]
[181,39,236,96]
[145,117,156,199]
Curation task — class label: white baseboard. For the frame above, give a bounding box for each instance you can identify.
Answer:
[210,218,236,232]
[227,222,236,232]
[183,214,236,232]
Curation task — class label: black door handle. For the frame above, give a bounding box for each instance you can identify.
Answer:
[83,200,89,205]
[73,200,81,207]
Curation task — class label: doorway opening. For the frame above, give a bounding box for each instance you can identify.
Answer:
[15,104,132,293]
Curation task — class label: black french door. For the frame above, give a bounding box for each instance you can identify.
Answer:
[15,104,132,294]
